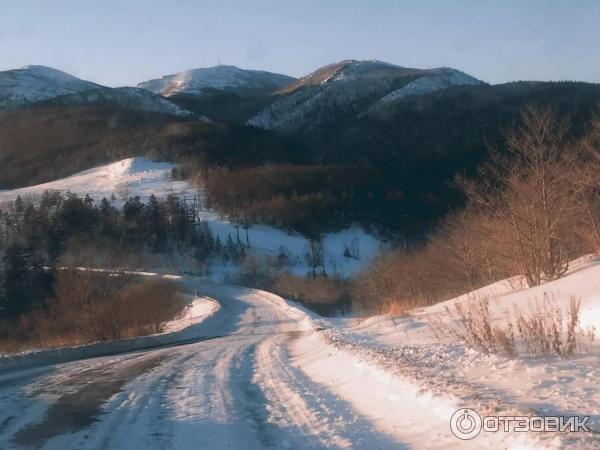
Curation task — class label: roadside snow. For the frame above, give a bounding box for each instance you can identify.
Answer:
[423,257,600,331]
[324,258,600,447]
[163,295,220,333]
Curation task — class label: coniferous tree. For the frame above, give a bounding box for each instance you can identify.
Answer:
[1,244,31,319]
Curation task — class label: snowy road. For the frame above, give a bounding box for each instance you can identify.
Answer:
[0,279,563,449]
[0,281,397,450]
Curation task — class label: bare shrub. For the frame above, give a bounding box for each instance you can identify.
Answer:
[430,294,588,358]
[0,271,184,353]
[576,113,600,255]
[118,279,184,336]
[515,295,581,357]
[351,214,510,316]
[273,273,350,314]
[59,237,163,271]
[233,253,279,288]
[353,106,597,315]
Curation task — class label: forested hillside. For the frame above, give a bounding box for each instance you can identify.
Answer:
[1,79,599,240]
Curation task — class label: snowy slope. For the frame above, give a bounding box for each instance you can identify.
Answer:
[0,158,196,205]
[248,60,484,132]
[0,65,100,110]
[138,65,296,97]
[376,68,481,104]
[328,257,600,447]
[0,158,382,277]
[49,86,195,117]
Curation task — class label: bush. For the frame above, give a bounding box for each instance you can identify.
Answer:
[429,295,590,358]
[273,273,350,315]
[0,270,184,353]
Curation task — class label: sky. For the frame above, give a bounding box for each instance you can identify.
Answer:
[0,0,598,87]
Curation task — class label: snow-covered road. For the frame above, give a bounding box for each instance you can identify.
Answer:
[0,278,583,449]
[0,281,394,450]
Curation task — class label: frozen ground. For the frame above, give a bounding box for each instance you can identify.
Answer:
[1,271,582,449]
[0,158,383,277]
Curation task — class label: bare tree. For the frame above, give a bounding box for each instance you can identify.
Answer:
[461,105,588,286]
[577,113,600,254]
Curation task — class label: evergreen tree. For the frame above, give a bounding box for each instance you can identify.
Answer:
[0,244,31,319]
[146,194,167,251]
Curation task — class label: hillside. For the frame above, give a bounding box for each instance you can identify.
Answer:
[247,60,483,132]
[2,61,599,238]
[0,158,381,278]
[44,87,194,117]
[138,65,295,97]
[0,104,294,189]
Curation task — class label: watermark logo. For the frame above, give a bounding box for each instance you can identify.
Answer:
[450,408,482,440]
[450,408,590,440]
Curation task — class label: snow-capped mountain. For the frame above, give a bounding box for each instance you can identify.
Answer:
[247,60,484,132]
[137,65,296,97]
[48,87,195,118]
[0,65,100,110]
[0,65,195,117]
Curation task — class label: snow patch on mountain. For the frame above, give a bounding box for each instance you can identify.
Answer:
[138,65,295,97]
[0,65,100,109]
[248,60,408,131]
[378,68,483,104]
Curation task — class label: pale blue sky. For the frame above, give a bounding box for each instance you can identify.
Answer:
[0,0,598,86]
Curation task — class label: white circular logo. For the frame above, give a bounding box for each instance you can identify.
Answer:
[450,408,482,440]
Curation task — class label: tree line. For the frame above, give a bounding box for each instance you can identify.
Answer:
[0,192,224,322]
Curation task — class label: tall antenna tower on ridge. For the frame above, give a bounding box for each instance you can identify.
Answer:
[218,56,221,66]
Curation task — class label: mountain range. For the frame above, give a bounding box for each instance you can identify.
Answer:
[0,61,484,125]
[1,59,599,234]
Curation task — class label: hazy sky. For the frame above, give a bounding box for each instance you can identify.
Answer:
[1,0,598,86]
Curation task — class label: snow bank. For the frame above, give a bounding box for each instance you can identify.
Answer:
[163,295,220,333]
[319,258,600,447]
[423,257,600,331]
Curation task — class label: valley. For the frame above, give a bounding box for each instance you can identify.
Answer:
[0,45,598,449]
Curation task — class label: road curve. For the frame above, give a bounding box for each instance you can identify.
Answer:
[0,280,401,450]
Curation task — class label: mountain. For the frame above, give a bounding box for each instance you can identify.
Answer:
[137,65,296,97]
[0,65,101,110]
[247,60,483,132]
[45,87,195,118]
[0,65,196,118]
[2,61,599,237]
